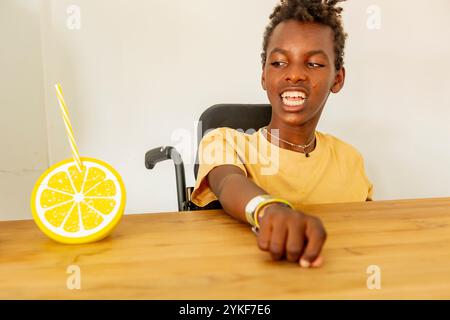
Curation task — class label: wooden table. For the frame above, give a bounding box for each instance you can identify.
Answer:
[1,198,450,299]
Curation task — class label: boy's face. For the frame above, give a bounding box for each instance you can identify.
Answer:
[262,20,345,128]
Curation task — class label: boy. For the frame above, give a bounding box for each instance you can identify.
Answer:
[191,0,373,268]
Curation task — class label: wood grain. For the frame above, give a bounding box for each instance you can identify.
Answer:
[1,197,450,299]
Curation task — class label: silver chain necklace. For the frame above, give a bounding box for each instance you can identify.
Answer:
[262,126,316,158]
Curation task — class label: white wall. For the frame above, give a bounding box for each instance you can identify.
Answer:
[0,0,49,220]
[330,0,450,200]
[1,0,449,221]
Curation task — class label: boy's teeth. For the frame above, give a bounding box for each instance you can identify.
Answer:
[282,96,305,106]
[281,91,306,99]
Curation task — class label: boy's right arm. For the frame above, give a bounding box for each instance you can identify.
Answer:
[207,165,327,267]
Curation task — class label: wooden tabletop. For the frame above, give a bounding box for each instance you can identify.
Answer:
[1,197,450,299]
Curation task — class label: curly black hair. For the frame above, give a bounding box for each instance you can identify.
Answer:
[261,0,348,71]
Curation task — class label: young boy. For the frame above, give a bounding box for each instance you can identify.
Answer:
[191,0,373,268]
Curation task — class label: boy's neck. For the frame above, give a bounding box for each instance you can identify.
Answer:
[265,120,318,154]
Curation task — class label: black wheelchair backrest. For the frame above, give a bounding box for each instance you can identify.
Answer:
[194,104,272,179]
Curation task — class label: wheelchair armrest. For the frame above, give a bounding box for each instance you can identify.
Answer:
[145,146,182,169]
[145,146,188,211]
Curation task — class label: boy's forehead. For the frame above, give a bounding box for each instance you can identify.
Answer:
[267,20,334,56]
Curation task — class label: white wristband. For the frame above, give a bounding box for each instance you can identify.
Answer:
[244,195,275,227]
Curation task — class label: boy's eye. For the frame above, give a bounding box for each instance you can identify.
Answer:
[271,61,287,68]
[307,62,325,68]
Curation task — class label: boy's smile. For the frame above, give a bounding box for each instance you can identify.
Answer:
[262,20,345,136]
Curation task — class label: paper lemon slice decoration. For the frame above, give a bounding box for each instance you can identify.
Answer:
[31,157,126,244]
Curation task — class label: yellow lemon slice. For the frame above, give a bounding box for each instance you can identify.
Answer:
[31,157,126,244]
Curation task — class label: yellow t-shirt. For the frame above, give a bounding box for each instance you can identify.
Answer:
[191,127,373,209]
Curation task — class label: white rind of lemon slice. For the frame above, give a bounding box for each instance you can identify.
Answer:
[31,157,126,244]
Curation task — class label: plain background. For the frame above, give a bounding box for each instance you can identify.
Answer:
[1,0,449,221]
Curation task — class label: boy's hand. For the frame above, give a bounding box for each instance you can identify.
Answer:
[256,204,327,268]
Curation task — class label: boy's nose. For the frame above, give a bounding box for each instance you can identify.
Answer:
[285,65,307,83]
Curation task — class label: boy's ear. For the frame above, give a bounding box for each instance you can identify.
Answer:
[331,67,345,93]
[261,66,267,91]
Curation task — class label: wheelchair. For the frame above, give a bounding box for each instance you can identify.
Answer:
[145,103,271,211]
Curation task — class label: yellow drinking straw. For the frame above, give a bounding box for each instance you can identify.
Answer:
[54,83,84,172]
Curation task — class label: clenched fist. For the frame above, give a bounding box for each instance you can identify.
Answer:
[256,204,327,268]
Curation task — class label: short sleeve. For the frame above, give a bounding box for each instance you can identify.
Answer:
[191,128,247,207]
